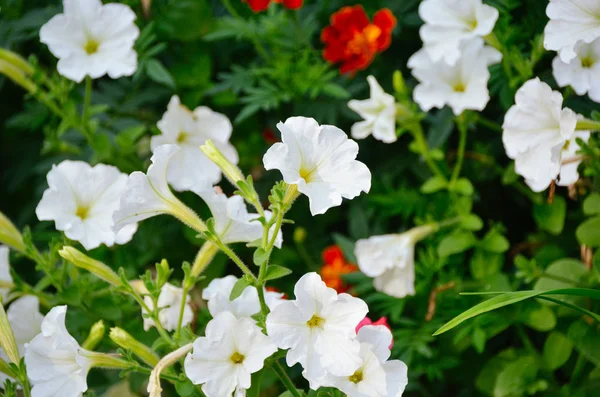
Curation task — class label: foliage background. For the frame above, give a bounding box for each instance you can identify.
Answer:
[1,0,600,396]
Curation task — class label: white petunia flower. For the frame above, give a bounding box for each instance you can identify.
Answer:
[552,38,600,102]
[355,226,435,299]
[195,188,282,247]
[143,283,193,332]
[263,117,371,216]
[39,0,139,82]
[266,272,368,388]
[544,0,600,63]
[184,311,277,397]
[348,76,397,143]
[24,306,92,397]
[202,276,284,320]
[502,78,582,191]
[36,161,138,250]
[0,296,44,386]
[321,325,408,397]
[0,246,13,302]
[113,144,205,233]
[408,39,502,116]
[418,0,499,65]
[151,96,239,191]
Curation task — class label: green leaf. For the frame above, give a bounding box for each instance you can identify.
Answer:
[576,216,600,247]
[229,277,252,301]
[542,332,572,370]
[175,379,196,396]
[470,250,503,280]
[533,259,588,307]
[453,178,474,196]
[253,248,269,267]
[146,59,176,88]
[479,230,510,253]
[494,355,539,397]
[421,176,447,194]
[583,193,600,215]
[567,321,600,366]
[533,196,566,235]
[521,303,556,332]
[461,214,484,231]
[156,0,213,41]
[438,231,476,257]
[433,288,600,336]
[322,83,350,99]
[263,265,292,282]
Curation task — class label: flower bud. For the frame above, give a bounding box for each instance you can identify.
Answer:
[293,227,307,244]
[59,246,122,286]
[109,327,159,366]
[0,59,36,93]
[200,140,245,185]
[0,211,25,253]
[82,320,105,350]
[0,304,20,364]
[393,70,407,98]
[0,49,34,76]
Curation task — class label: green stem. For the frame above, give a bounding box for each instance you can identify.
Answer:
[477,116,502,133]
[216,241,257,282]
[450,115,468,186]
[175,283,191,339]
[409,123,447,181]
[576,119,600,132]
[129,290,176,348]
[571,354,587,385]
[272,361,301,397]
[82,76,92,126]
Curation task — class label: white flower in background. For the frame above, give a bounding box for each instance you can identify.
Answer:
[266,272,368,388]
[502,78,582,191]
[0,246,13,301]
[418,0,499,65]
[321,325,408,397]
[348,76,397,143]
[25,306,92,397]
[552,38,600,102]
[143,283,193,332]
[263,117,371,216]
[408,39,502,116]
[0,296,44,386]
[202,276,284,320]
[184,312,277,397]
[39,0,139,82]
[195,188,282,247]
[544,0,600,63]
[355,226,435,299]
[36,161,138,250]
[113,145,204,233]
[151,96,239,191]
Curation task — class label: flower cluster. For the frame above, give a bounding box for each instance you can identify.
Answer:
[321,5,396,74]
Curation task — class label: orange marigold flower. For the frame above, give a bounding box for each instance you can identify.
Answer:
[321,5,397,74]
[320,245,358,293]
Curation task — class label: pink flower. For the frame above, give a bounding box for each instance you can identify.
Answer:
[356,316,393,348]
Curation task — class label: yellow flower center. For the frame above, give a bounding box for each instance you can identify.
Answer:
[349,369,364,384]
[84,39,99,55]
[306,315,325,329]
[177,132,189,143]
[76,206,89,220]
[581,57,594,68]
[467,19,478,31]
[230,352,245,364]
[299,168,313,183]
[453,82,466,93]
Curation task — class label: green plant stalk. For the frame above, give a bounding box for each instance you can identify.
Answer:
[215,241,257,282]
[175,283,191,339]
[81,76,93,140]
[272,361,302,397]
[450,115,468,187]
[129,289,176,348]
[409,123,447,181]
[191,241,220,277]
[576,119,600,132]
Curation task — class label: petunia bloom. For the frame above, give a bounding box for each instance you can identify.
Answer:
[502,78,588,191]
[544,0,600,63]
[266,272,369,388]
[348,76,397,143]
[151,96,238,192]
[202,275,284,320]
[24,306,92,397]
[552,38,600,103]
[0,296,43,386]
[321,245,358,293]
[40,0,139,82]
[321,6,396,74]
[408,39,502,115]
[184,311,277,397]
[142,283,193,332]
[418,0,499,65]
[355,225,436,299]
[263,116,371,216]
[0,246,13,302]
[36,161,138,250]
[321,325,408,397]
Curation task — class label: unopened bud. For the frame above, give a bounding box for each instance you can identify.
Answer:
[393,70,407,97]
[82,320,105,350]
[59,246,122,286]
[200,140,245,185]
[110,327,159,366]
[0,304,19,364]
[293,227,307,244]
[0,212,25,253]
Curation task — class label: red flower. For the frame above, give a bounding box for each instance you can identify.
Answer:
[356,316,394,348]
[321,5,397,74]
[244,0,303,13]
[320,245,358,293]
